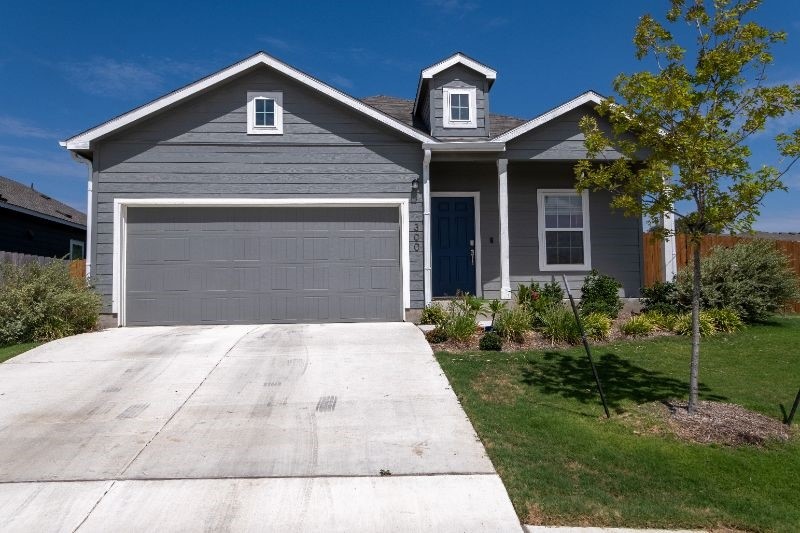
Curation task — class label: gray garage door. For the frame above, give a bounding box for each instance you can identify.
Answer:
[125,206,402,326]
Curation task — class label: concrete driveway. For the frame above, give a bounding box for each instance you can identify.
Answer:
[0,323,521,532]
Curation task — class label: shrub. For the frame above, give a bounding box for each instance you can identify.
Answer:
[580,270,623,318]
[479,331,503,351]
[487,299,507,328]
[675,240,800,322]
[451,291,487,317]
[493,307,532,343]
[672,311,716,337]
[581,312,612,341]
[420,303,447,326]
[539,304,581,345]
[443,313,478,342]
[705,308,744,333]
[516,281,564,327]
[0,261,101,346]
[641,281,684,315]
[620,315,655,337]
[642,310,679,331]
[425,327,448,344]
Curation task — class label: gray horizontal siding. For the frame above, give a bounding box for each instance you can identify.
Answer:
[431,161,643,299]
[91,66,424,314]
[505,105,626,161]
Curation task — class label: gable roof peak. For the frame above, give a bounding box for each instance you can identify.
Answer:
[62,51,435,151]
[420,52,497,80]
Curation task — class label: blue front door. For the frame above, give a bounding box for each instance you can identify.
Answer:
[432,196,476,297]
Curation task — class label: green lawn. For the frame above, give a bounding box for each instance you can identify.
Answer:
[0,342,40,363]
[436,316,800,532]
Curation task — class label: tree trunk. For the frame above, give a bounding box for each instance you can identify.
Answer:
[688,241,702,414]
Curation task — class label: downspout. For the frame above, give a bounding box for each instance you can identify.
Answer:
[70,151,94,278]
[422,148,432,305]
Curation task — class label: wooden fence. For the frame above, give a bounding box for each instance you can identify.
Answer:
[643,233,800,312]
[0,251,86,280]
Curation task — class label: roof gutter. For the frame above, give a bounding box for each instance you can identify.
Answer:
[421,141,505,152]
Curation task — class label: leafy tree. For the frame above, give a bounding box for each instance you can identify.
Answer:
[575,0,800,412]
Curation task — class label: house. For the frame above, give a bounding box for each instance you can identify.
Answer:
[0,175,86,259]
[61,51,644,327]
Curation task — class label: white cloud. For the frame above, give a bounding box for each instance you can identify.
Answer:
[424,0,479,12]
[0,145,85,180]
[0,116,61,139]
[58,56,209,98]
[259,36,293,51]
[329,74,354,89]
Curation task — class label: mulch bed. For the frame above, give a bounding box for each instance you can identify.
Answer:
[428,310,674,353]
[655,400,792,446]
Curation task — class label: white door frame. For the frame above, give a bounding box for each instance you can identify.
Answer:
[430,192,482,297]
[113,197,410,326]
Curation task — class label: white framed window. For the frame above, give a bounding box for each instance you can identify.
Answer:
[537,189,591,271]
[442,87,477,128]
[247,91,283,134]
[69,239,85,260]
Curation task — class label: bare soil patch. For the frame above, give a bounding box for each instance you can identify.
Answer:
[654,400,791,446]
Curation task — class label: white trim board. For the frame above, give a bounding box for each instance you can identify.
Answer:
[111,197,411,326]
[492,91,605,143]
[536,189,592,272]
[430,192,482,298]
[62,52,436,150]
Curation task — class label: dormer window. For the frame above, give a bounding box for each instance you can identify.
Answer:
[443,87,477,128]
[247,91,283,134]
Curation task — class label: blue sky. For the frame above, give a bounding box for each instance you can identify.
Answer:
[1,0,798,231]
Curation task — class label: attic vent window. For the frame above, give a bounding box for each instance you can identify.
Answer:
[247,91,283,135]
[442,87,477,129]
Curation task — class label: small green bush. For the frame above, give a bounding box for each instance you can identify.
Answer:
[581,312,612,341]
[620,315,655,337]
[580,270,623,318]
[641,281,684,315]
[425,327,448,344]
[451,291,487,317]
[675,240,800,322]
[420,303,447,326]
[642,310,679,331]
[0,261,101,346]
[443,313,478,342]
[487,299,507,328]
[479,331,503,351]
[705,308,744,333]
[493,306,532,343]
[539,305,581,345]
[516,281,564,328]
[672,311,716,337]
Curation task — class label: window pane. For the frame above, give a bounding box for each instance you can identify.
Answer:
[254,99,275,127]
[545,230,584,265]
[543,193,583,229]
[450,93,470,121]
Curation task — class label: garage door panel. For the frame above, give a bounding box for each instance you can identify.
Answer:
[125,206,402,325]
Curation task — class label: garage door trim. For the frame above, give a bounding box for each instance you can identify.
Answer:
[112,197,410,326]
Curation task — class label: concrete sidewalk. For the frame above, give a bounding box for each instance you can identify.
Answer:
[0,323,521,532]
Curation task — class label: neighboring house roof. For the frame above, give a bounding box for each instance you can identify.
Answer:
[62,51,436,150]
[491,91,605,142]
[361,95,526,138]
[0,175,86,228]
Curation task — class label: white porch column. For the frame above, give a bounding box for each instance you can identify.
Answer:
[497,158,511,299]
[661,210,677,281]
[422,149,433,305]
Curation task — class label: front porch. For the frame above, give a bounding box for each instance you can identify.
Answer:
[421,156,645,304]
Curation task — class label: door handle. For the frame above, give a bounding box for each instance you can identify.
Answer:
[470,248,475,266]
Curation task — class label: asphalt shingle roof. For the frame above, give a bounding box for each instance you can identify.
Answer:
[0,175,86,226]
[360,95,527,138]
